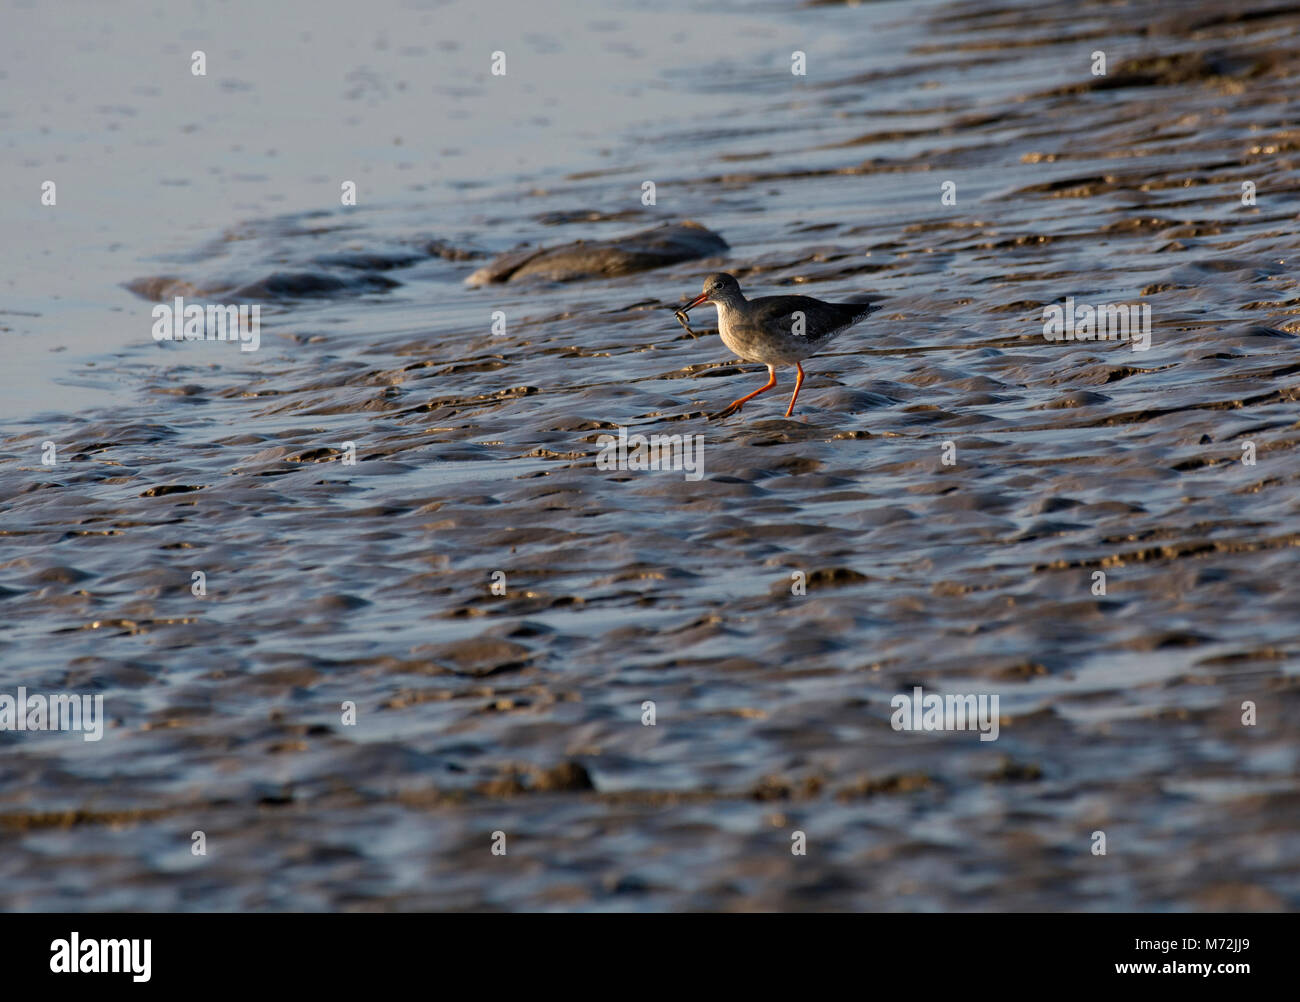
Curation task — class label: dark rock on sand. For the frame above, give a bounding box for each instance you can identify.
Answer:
[126,269,401,302]
[422,239,483,262]
[232,271,400,298]
[312,251,425,271]
[124,276,207,301]
[465,221,729,286]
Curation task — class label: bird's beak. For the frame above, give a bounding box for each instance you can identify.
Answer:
[682,292,709,313]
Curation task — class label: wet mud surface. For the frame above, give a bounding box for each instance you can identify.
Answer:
[1,0,1298,910]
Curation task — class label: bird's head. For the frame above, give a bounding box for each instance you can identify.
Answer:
[682,272,742,312]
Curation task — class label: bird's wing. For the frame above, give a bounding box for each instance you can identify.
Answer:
[748,296,876,341]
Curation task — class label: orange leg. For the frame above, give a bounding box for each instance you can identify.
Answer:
[711,365,777,420]
[784,362,806,417]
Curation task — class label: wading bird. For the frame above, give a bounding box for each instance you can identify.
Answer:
[674,272,879,419]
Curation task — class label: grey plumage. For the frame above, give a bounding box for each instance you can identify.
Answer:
[678,272,880,418]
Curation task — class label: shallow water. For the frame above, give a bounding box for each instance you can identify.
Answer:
[1,0,1298,911]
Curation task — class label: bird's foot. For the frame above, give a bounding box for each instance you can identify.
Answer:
[708,400,745,421]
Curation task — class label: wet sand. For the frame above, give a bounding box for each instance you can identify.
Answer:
[1,0,1298,910]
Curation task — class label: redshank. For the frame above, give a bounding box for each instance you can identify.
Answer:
[675,272,879,419]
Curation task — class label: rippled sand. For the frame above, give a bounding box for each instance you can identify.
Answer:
[1,0,1298,910]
